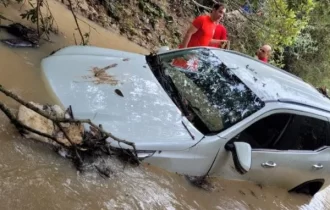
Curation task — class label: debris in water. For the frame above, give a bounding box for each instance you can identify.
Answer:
[0,84,139,178]
[0,23,39,48]
[250,189,257,198]
[115,89,124,97]
[94,162,112,178]
[239,190,246,195]
[17,102,84,147]
[185,175,214,191]
[123,58,129,61]
[1,39,38,48]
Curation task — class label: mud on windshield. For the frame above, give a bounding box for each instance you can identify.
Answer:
[146,48,265,135]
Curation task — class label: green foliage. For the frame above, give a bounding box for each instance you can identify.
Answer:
[265,0,314,46]
[284,0,330,86]
[8,0,90,45]
[20,8,38,23]
[226,0,315,68]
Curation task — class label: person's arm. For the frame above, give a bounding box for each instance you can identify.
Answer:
[181,25,198,48]
[219,27,228,48]
[180,16,203,48]
[220,27,227,40]
[210,26,229,48]
[209,39,228,46]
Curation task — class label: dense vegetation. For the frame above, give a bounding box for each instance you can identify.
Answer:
[204,0,328,87]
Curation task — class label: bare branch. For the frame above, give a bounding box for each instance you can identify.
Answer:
[36,0,41,37]
[76,16,100,34]
[0,85,136,151]
[191,0,212,10]
[0,14,14,22]
[67,0,86,45]
[0,102,68,148]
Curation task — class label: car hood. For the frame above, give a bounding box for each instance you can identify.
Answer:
[41,48,203,150]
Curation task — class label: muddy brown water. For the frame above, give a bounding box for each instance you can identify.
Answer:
[0,2,330,210]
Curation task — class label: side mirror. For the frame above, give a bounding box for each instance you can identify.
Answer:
[157,46,170,53]
[225,142,252,175]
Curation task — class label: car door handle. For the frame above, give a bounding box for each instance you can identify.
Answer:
[312,164,323,170]
[261,161,277,168]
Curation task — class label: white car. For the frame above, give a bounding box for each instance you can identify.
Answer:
[41,45,330,196]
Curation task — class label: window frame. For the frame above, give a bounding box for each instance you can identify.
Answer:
[222,107,330,152]
[154,48,265,135]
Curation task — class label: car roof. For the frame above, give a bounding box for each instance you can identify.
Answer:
[157,47,330,113]
[210,49,330,113]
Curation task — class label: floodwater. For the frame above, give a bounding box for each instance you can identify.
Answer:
[0,1,330,210]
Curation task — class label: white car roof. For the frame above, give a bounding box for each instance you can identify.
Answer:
[158,47,330,113]
[211,49,330,113]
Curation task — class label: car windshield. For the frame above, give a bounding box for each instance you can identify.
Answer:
[148,48,265,135]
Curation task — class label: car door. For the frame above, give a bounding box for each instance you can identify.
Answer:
[210,111,330,191]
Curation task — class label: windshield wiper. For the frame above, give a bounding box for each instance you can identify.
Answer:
[149,55,196,140]
[181,120,195,140]
[163,75,196,140]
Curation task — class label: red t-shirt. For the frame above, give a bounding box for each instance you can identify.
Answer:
[209,24,227,47]
[259,57,268,63]
[179,15,216,48]
[171,57,199,72]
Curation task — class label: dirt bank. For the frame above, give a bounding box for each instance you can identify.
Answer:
[1,0,246,52]
[56,0,246,51]
[56,0,202,50]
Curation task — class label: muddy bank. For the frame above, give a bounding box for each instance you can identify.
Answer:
[55,0,195,50]
[1,0,149,54]
[1,0,246,51]
[54,0,246,51]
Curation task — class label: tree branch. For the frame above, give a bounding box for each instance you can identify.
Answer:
[191,0,211,10]
[36,0,41,37]
[0,85,136,152]
[67,0,86,45]
[0,102,68,148]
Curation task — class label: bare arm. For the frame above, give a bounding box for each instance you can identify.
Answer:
[181,25,199,48]
[209,39,228,45]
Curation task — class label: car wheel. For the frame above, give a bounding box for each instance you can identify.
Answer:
[288,179,324,196]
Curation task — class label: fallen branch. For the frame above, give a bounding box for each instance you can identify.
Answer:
[76,16,100,35]
[0,102,68,148]
[0,85,136,150]
[36,0,41,37]
[67,0,86,45]
[191,0,211,10]
[0,14,14,23]
[0,84,139,177]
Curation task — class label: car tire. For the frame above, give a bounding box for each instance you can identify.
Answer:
[288,179,324,196]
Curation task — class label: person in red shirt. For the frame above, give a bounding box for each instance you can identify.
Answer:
[179,3,226,48]
[209,23,228,48]
[256,45,271,63]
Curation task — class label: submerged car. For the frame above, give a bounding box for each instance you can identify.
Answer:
[41,45,330,196]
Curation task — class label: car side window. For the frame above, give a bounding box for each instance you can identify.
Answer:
[274,115,329,151]
[232,113,330,151]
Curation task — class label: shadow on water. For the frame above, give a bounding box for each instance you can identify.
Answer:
[0,1,329,210]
